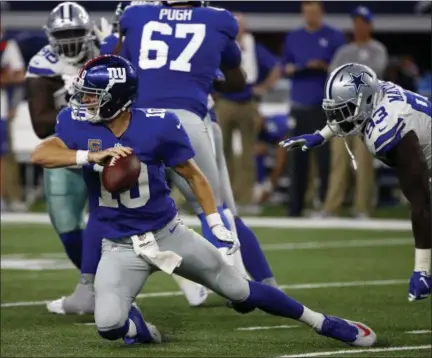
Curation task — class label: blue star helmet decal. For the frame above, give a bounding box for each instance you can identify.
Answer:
[344,72,369,94]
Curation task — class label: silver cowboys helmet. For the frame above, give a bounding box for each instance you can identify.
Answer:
[322,63,380,136]
[44,2,94,64]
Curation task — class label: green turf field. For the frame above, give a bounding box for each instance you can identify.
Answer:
[1,223,431,357]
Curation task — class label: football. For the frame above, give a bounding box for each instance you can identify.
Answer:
[102,153,141,193]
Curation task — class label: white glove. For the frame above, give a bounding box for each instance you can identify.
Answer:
[207,213,240,255]
[211,225,240,255]
[93,17,113,43]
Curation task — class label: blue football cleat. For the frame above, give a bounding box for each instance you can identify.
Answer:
[123,303,162,345]
[317,316,377,347]
[408,271,431,302]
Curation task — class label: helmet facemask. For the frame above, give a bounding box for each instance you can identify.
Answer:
[69,77,113,123]
[322,93,373,137]
[47,28,93,64]
[69,76,132,123]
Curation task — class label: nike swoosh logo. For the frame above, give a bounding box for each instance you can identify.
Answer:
[176,123,181,129]
[378,126,388,132]
[354,322,371,337]
[169,223,180,234]
[420,277,430,289]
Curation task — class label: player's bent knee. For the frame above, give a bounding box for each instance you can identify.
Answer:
[231,299,256,314]
[97,323,128,341]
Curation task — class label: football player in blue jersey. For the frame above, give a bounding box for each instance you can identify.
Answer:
[98,0,279,292]
[32,54,377,348]
[280,63,431,302]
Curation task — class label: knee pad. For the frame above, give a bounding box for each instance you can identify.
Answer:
[97,321,129,341]
[214,264,250,302]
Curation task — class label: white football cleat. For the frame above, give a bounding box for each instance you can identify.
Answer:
[172,274,208,307]
[46,297,67,315]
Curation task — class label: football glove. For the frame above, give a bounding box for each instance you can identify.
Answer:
[211,225,240,255]
[279,131,325,152]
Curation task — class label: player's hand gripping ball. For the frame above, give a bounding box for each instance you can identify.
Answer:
[102,153,141,193]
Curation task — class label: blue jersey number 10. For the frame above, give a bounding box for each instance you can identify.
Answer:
[139,21,206,72]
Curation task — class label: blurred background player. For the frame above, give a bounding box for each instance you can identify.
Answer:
[319,5,388,219]
[25,1,100,315]
[0,25,26,212]
[283,1,345,217]
[215,12,281,215]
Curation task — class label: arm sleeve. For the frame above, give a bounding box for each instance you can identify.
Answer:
[2,40,25,71]
[221,40,242,69]
[220,10,241,69]
[54,109,77,149]
[282,33,295,65]
[100,34,120,55]
[119,5,134,35]
[158,113,196,167]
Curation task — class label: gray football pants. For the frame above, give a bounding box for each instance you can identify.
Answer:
[95,216,250,332]
[210,120,237,215]
[166,110,223,214]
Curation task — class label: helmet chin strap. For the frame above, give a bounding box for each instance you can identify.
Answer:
[341,93,363,171]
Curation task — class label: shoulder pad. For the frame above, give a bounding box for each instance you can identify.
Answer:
[26,46,62,78]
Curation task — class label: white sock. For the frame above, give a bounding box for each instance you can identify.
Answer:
[299,306,325,331]
[126,319,137,338]
[414,248,431,273]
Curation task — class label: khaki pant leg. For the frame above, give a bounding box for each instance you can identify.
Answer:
[323,137,351,214]
[353,137,375,214]
[234,100,258,206]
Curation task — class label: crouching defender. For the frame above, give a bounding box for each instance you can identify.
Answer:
[280,63,431,302]
[32,55,376,347]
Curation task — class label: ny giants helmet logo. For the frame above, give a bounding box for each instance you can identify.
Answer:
[107,68,127,83]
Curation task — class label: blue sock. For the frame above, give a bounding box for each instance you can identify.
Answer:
[59,229,83,269]
[233,281,304,319]
[235,217,274,282]
[80,219,102,275]
[255,154,266,183]
[197,206,230,249]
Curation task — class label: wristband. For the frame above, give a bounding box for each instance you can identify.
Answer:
[206,213,223,228]
[76,150,89,166]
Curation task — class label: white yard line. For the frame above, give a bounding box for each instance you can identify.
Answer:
[0,279,406,308]
[1,213,411,230]
[405,330,431,335]
[237,325,298,331]
[280,345,432,357]
[262,238,411,251]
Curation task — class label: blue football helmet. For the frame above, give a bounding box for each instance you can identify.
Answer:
[69,55,138,123]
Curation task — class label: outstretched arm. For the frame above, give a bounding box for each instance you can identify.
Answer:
[32,137,132,169]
